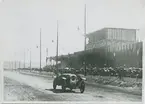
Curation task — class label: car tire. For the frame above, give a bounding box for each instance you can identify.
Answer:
[80,82,85,93]
[61,85,66,92]
[53,81,57,90]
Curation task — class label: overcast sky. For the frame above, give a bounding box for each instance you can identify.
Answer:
[0,0,145,67]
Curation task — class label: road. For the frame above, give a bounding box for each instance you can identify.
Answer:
[4,70,142,102]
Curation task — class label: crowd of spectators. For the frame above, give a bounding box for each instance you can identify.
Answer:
[18,66,142,79]
[56,66,142,79]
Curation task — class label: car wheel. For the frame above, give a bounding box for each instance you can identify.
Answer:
[61,85,66,92]
[53,81,57,90]
[80,82,85,93]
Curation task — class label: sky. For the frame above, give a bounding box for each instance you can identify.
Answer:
[0,0,145,68]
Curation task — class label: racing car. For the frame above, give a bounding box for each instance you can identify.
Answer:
[53,73,86,93]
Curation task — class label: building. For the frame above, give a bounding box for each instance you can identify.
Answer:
[86,27,137,50]
[51,27,142,68]
[86,27,142,68]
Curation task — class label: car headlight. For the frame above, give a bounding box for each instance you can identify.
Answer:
[62,77,66,80]
[82,78,86,81]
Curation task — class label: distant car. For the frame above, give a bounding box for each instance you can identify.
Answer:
[53,73,86,93]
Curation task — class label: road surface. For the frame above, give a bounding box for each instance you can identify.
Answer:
[4,70,142,102]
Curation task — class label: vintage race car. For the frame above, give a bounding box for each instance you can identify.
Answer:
[53,73,86,93]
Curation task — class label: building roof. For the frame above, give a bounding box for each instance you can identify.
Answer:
[86,27,138,37]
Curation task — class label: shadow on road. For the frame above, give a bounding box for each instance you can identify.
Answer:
[45,89,81,94]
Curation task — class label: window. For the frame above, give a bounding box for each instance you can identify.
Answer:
[123,45,125,50]
[116,30,118,39]
[131,44,132,49]
[112,29,114,39]
[113,29,115,39]
[122,30,125,40]
[108,47,110,52]
[114,30,117,39]
[118,29,121,40]
[108,29,110,39]
[128,44,129,50]
[114,29,115,39]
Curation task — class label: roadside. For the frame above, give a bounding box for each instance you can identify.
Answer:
[4,77,62,101]
[85,76,142,96]
[4,70,142,102]
[19,70,142,96]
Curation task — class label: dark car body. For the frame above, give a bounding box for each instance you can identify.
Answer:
[53,73,86,93]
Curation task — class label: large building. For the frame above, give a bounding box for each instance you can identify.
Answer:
[86,28,137,51]
[50,27,142,68]
[86,27,142,68]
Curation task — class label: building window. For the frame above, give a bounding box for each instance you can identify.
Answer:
[112,29,114,39]
[120,30,122,40]
[116,30,118,39]
[126,44,128,50]
[129,44,131,49]
[114,30,117,39]
[116,30,118,40]
[113,29,115,39]
[122,30,124,40]
[131,44,133,49]
[123,45,125,51]
[128,44,129,50]
[119,29,121,40]
[108,29,110,39]
[118,44,120,51]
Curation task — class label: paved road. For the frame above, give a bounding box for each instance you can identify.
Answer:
[4,70,142,102]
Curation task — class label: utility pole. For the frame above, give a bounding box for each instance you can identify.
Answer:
[56,20,59,72]
[30,48,32,71]
[12,61,14,70]
[40,28,42,72]
[9,61,10,70]
[84,4,87,76]
[11,61,13,70]
[24,51,25,69]
[19,61,20,69]
[46,48,48,66]
[15,61,16,70]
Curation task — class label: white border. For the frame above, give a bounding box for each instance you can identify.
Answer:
[1,1,145,104]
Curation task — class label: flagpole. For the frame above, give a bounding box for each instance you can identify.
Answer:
[23,51,25,69]
[84,4,87,76]
[19,61,20,69]
[56,20,59,72]
[30,48,31,71]
[40,28,42,72]
[46,48,48,66]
